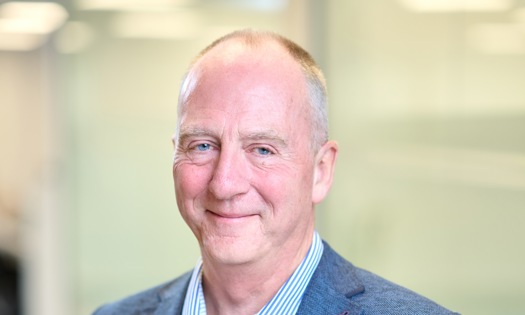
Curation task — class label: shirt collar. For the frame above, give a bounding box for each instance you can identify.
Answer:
[181,231,324,315]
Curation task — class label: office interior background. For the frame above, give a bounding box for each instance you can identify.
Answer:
[1,0,525,314]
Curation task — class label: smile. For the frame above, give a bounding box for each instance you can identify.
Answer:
[205,210,258,221]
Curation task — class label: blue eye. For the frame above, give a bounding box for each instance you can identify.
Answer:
[256,147,272,155]
[196,143,211,151]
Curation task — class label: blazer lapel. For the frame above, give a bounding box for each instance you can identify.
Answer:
[154,296,184,315]
[153,272,192,315]
[148,244,362,315]
[297,242,364,315]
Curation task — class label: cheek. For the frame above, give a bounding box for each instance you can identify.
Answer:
[255,164,314,210]
[174,164,212,206]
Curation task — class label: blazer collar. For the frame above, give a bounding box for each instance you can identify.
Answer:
[297,241,365,315]
[149,242,363,315]
[154,272,192,315]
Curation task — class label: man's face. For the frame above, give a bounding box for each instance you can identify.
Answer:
[173,42,319,266]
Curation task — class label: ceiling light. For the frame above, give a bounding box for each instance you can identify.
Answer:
[399,0,514,12]
[0,2,68,34]
[76,0,195,11]
[0,2,68,50]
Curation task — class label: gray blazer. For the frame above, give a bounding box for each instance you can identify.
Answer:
[94,242,458,314]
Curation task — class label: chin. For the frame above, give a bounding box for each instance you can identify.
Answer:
[202,235,265,266]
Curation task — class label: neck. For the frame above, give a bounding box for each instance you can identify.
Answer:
[201,233,313,315]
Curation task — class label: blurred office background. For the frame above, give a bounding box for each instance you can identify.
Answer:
[1,0,524,314]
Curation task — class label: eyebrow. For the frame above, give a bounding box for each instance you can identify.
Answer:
[177,127,287,147]
[176,127,216,146]
[242,131,288,147]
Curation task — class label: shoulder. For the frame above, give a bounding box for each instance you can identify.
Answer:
[92,271,192,315]
[299,241,459,315]
[351,267,458,314]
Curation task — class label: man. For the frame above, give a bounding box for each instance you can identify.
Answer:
[94,30,458,314]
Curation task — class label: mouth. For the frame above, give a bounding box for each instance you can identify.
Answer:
[206,210,257,221]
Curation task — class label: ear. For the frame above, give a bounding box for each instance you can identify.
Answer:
[172,134,177,147]
[312,140,338,204]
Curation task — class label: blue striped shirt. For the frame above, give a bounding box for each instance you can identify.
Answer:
[181,231,324,315]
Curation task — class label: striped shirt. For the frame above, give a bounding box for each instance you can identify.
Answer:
[181,231,324,315]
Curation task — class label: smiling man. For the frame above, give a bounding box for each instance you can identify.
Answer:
[94,30,458,315]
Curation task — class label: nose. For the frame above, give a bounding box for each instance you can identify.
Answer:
[208,147,250,200]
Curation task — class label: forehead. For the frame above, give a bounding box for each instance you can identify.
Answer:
[180,39,309,115]
[199,38,300,78]
[176,39,315,155]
